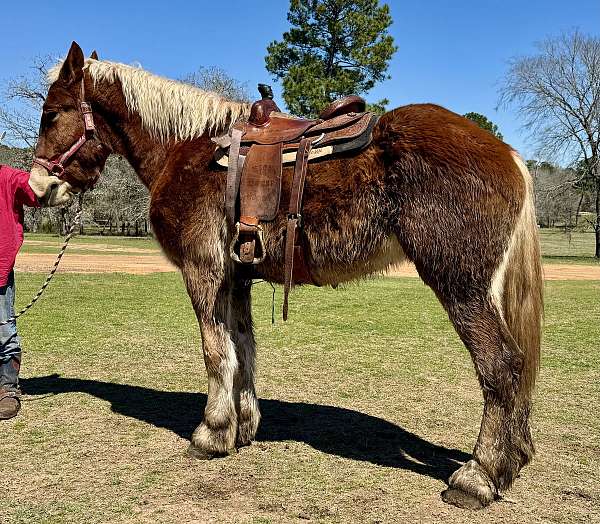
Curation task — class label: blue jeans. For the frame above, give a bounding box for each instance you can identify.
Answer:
[0,271,21,390]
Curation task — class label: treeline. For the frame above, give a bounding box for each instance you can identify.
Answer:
[0,145,150,236]
[529,161,597,230]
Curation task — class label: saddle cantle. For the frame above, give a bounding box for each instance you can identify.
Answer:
[214,85,379,319]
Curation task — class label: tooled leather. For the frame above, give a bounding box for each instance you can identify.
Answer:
[235,113,374,156]
[319,95,366,120]
[239,143,283,222]
[236,117,319,145]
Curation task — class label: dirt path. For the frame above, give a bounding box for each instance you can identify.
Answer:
[14,252,600,280]
[387,263,600,281]
[15,253,175,274]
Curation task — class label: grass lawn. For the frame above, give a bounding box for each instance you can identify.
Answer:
[24,233,160,249]
[1,274,598,523]
[538,229,599,264]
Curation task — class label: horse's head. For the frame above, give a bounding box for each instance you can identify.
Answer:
[31,42,111,205]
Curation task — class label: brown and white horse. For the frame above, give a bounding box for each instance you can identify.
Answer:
[32,42,543,509]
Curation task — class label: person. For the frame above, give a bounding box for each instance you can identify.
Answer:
[0,164,43,419]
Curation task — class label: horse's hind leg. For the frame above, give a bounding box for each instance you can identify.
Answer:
[229,277,261,447]
[183,263,239,458]
[440,298,535,509]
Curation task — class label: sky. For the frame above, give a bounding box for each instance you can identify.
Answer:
[1,0,599,158]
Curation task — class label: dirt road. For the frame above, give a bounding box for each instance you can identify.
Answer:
[15,252,600,280]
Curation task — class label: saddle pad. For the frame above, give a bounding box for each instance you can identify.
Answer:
[239,143,283,222]
[215,144,333,168]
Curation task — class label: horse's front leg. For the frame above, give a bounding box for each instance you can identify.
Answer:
[230,276,260,447]
[183,262,238,458]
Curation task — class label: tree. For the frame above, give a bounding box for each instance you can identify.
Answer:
[265,0,397,117]
[463,112,504,140]
[0,55,52,147]
[180,66,250,102]
[499,30,600,258]
[529,162,592,229]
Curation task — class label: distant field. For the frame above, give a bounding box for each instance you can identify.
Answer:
[1,274,598,523]
[24,233,160,251]
[539,229,598,263]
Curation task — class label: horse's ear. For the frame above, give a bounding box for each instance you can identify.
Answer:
[58,41,85,85]
[90,50,99,60]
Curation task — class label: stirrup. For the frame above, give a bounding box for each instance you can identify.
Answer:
[229,222,267,265]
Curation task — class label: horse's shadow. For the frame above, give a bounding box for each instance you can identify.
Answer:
[22,374,469,483]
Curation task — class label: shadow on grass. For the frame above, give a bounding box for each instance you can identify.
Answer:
[22,374,469,482]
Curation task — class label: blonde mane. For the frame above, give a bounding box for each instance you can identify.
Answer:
[49,59,250,142]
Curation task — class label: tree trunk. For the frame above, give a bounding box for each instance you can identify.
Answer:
[594,176,600,258]
[575,192,584,228]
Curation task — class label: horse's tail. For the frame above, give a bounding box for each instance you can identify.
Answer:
[497,153,544,394]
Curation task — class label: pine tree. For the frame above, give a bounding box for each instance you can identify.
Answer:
[265,0,397,117]
[463,112,504,140]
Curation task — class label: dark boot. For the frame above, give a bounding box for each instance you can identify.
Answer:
[0,358,21,419]
[0,388,20,420]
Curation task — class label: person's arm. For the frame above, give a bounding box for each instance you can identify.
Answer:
[6,166,41,208]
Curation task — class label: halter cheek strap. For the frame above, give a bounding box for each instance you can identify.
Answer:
[33,79,97,180]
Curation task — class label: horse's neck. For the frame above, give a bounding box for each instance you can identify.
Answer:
[91,79,211,189]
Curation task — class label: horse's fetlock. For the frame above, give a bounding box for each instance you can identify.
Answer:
[236,389,260,446]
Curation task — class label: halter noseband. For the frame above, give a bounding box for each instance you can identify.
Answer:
[33,78,97,181]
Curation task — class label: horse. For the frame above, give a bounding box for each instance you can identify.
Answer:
[31,42,543,510]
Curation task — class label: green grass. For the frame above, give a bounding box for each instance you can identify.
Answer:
[24,233,159,249]
[20,245,159,256]
[1,273,598,523]
[539,229,599,263]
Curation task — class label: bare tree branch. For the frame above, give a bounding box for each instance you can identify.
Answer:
[499,30,600,255]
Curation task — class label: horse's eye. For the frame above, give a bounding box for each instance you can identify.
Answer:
[43,110,59,124]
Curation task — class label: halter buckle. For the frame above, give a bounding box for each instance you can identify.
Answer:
[50,163,65,177]
[81,102,95,134]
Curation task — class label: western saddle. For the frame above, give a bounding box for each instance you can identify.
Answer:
[214,85,378,319]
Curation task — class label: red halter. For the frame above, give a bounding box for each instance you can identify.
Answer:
[33,78,97,179]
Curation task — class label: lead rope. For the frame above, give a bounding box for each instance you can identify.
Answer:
[0,195,84,327]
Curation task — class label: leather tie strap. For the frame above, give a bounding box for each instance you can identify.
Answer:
[283,137,313,321]
[225,128,244,225]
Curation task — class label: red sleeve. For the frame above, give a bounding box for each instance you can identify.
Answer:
[4,166,41,208]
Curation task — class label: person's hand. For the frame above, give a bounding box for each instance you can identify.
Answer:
[29,166,76,207]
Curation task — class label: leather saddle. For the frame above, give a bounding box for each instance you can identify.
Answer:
[214,85,379,319]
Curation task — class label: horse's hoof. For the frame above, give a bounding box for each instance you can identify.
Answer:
[186,444,214,460]
[441,487,488,510]
[186,444,237,460]
[442,459,498,509]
